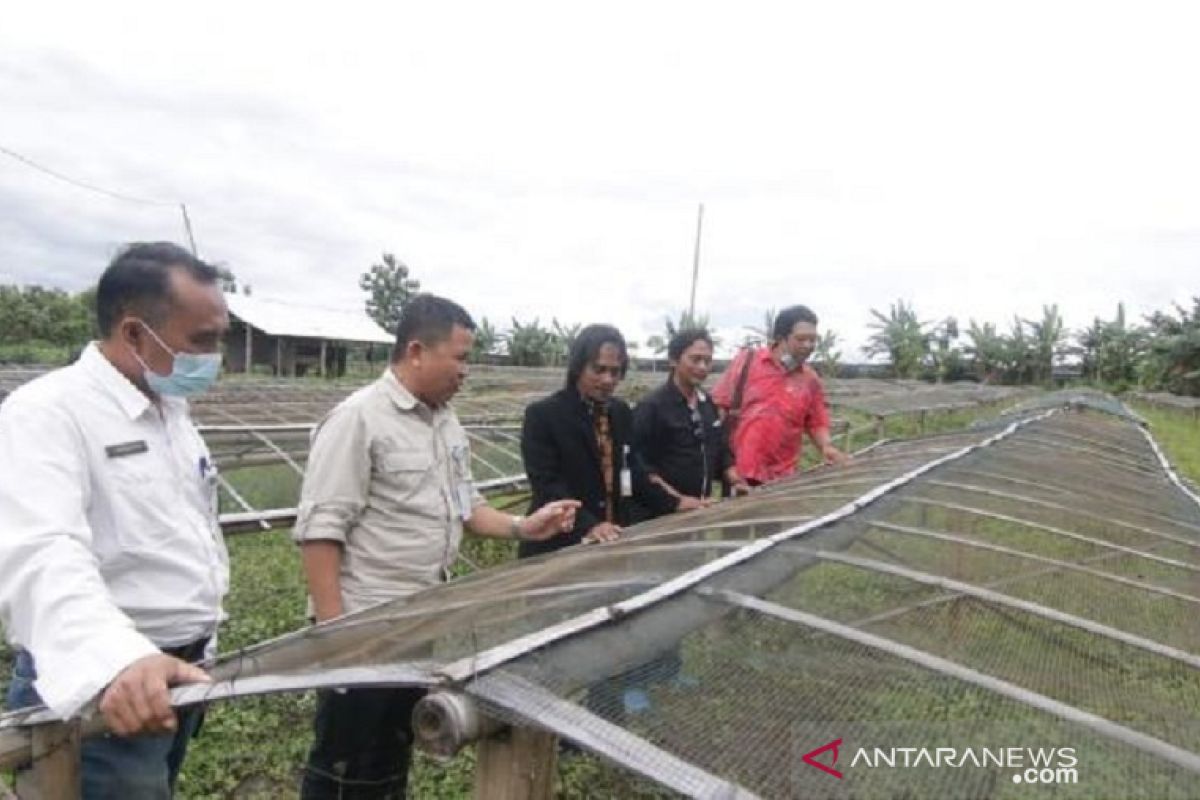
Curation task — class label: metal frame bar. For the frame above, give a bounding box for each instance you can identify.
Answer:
[898,497,1200,574]
[790,547,1200,670]
[197,423,316,434]
[867,521,1200,606]
[1019,426,1148,460]
[964,461,1200,529]
[847,544,1153,629]
[462,434,511,479]
[215,474,270,531]
[467,672,760,799]
[950,464,1171,514]
[247,429,305,476]
[707,589,1200,776]
[628,515,814,542]
[1002,435,1158,476]
[925,479,1200,539]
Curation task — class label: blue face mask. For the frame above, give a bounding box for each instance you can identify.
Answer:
[132,321,222,397]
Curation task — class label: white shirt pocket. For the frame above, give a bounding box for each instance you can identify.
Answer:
[105,453,175,551]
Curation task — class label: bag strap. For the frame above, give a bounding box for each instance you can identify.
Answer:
[728,347,756,419]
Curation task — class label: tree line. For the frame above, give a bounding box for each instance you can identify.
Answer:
[2,251,1195,397]
[864,299,1200,394]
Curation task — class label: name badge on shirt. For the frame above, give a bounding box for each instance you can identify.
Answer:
[619,467,633,498]
[450,444,474,520]
[105,440,149,459]
[456,481,475,521]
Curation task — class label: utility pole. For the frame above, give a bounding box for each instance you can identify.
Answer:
[180,203,199,256]
[687,203,704,322]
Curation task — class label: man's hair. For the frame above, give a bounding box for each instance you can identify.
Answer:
[667,327,713,362]
[391,294,476,361]
[96,242,219,336]
[772,305,819,340]
[566,324,628,388]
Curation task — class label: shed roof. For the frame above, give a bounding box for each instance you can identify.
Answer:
[225,293,393,344]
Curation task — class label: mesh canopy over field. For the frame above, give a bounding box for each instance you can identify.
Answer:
[823,378,1030,417]
[179,371,1035,527]
[5,362,1199,796]
[7,392,1192,797]
[1,363,1035,523]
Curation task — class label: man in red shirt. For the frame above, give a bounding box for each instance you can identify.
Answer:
[713,305,849,485]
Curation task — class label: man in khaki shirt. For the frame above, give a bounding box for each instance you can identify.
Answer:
[293,294,577,799]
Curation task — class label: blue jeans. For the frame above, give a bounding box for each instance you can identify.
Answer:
[7,647,206,799]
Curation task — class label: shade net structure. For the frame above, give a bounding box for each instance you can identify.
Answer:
[8,390,1198,797]
[5,391,1200,799]
[1132,391,1200,415]
[823,379,1031,418]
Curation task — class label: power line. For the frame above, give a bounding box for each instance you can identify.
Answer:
[0,143,201,255]
[0,144,176,207]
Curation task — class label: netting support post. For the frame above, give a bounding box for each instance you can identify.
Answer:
[17,721,81,800]
[413,690,556,799]
[244,322,253,374]
[473,725,557,800]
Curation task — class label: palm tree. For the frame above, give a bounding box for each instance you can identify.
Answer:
[505,318,559,367]
[865,301,929,379]
[812,330,842,378]
[927,317,960,383]
[470,317,501,362]
[1073,318,1106,381]
[550,319,581,366]
[1094,304,1147,387]
[1142,297,1200,395]
[1002,315,1037,384]
[1023,304,1065,384]
[963,320,1006,383]
[741,308,777,347]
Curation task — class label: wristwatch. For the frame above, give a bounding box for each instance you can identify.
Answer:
[509,515,526,540]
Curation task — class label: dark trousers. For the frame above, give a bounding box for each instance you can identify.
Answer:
[6,639,208,800]
[300,687,426,800]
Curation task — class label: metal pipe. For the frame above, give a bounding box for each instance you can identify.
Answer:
[413,691,503,760]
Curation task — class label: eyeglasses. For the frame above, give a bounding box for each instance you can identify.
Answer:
[690,406,705,440]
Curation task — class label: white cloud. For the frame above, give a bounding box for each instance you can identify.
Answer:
[2,0,1197,358]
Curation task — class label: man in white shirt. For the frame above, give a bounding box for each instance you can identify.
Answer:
[294,294,578,799]
[0,242,230,798]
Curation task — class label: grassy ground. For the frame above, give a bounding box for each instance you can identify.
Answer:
[1132,402,1200,485]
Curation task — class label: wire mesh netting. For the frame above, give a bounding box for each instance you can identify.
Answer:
[5,389,1200,798]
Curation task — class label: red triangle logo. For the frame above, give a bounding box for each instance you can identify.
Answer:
[802,738,844,779]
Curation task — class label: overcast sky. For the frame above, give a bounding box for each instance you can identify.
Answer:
[2,1,1197,358]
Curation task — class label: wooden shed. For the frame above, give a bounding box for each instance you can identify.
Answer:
[223,293,393,377]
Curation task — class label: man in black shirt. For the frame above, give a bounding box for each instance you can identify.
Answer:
[634,328,749,516]
[519,323,676,558]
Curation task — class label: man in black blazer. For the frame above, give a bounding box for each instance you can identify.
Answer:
[519,324,676,558]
